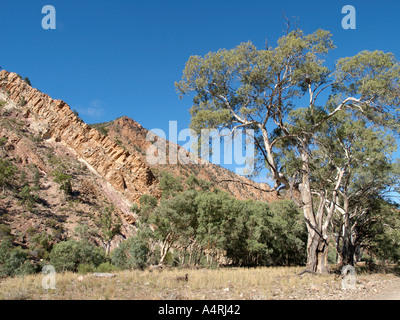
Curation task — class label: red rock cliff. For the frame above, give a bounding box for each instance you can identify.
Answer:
[0,70,159,203]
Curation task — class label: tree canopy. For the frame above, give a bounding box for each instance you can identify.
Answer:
[176,27,400,273]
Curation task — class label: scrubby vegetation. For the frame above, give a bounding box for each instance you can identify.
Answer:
[1,168,399,279]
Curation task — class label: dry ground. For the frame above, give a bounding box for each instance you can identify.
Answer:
[0,266,399,300]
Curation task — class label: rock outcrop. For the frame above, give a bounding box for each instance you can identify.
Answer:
[0,70,159,204]
[98,115,280,202]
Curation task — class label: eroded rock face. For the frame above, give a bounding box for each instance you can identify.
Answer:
[104,116,280,202]
[0,70,159,203]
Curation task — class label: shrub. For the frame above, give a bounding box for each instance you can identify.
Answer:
[0,223,12,239]
[15,261,37,276]
[24,77,31,86]
[115,138,122,146]
[98,206,121,256]
[19,97,27,106]
[0,243,33,277]
[0,159,17,193]
[52,170,72,196]
[97,125,108,136]
[49,240,105,272]
[29,232,54,259]
[77,263,95,274]
[18,186,39,207]
[96,262,118,273]
[0,136,7,146]
[111,236,149,270]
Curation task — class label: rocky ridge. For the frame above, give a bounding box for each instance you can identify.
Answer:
[0,70,159,205]
[95,116,279,202]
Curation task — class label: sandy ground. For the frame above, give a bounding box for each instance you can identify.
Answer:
[371,278,400,300]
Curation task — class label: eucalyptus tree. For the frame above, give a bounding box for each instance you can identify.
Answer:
[149,189,198,264]
[176,28,400,273]
[310,112,399,266]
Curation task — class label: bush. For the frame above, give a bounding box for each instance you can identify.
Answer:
[15,261,37,276]
[18,186,39,207]
[0,224,12,239]
[24,77,31,86]
[0,241,34,277]
[77,263,95,274]
[0,159,17,193]
[52,169,72,196]
[19,97,27,106]
[49,240,105,272]
[97,125,109,136]
[96,262,118,273]
[29,232,54,259]
[111,236,149,270]
[78,261,118,274]
[0,136,7,146]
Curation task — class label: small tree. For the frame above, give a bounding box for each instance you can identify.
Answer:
[52,170,72,196]
[111,235,150,270]
[0,159,17,194]
[49,240,105,272]
[149,190,198,264]
[137,194,158,222]
[99,206,121,256]
[159,172,183,199]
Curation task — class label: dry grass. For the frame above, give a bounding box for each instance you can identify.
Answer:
[0,266,397,300]
[0,266,322,300]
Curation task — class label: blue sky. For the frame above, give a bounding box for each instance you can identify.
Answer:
[1,0,400,183]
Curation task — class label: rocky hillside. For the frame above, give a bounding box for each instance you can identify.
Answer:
[0,70,160,250]
[91,116,279,202]
[0,70,278,251]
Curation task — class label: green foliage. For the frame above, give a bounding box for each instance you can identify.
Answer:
[111,235,150,270]
[268,200,307,265]
[52,169,72,196]
[24,77,31,86]
[159,172,183,199]
[95,261,118,273]
[137,194,158,222]
[115,137,123,146]
[97,125,109,136]
[186,174,212,191]
[15,260,37,276]
[19,97,27,106]
[0,224,12,239]
[366,202,400,264]
[176,26,400,271]
[146,186,307,267]
[0,159,17,193]
[130,203,139,214]
[74,224,96,242]
[33,166,41,189]
[49,240,105,272]
[29,232,54,259]
[0,239,36,277]
[99,206,121,255]
[77,263,95,274]
[18,185,39,207]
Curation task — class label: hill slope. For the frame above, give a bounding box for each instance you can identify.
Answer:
[91,116,279,202]
[0,69,278,251]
